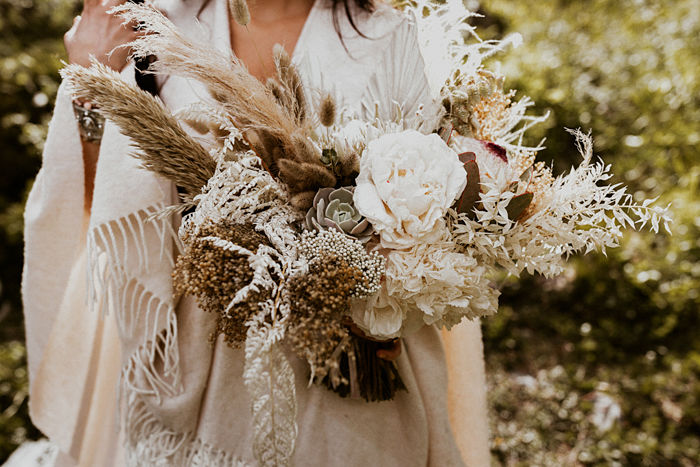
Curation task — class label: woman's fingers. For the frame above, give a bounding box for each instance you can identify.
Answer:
[377,339,401,361]
[65,0,141,70]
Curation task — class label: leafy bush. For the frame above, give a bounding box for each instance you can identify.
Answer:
[0,0,77,460]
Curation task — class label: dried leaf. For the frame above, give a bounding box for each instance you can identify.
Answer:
[506,192,534,221]
[458,151,476,163]
[439,123,453,144]
[456,160,481,217]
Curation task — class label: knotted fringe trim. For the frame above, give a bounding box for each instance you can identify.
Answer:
[124,396,251,467]
[119,297,182,403]
[87,205,182,401]
[87,204,181,315]
[85,204,220,464]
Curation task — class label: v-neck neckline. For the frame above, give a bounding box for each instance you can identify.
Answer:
[217,0,319,65]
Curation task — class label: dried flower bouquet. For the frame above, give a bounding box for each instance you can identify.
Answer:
[60,1,671,465]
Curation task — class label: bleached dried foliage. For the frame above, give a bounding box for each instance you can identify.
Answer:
[396,1,545,154]
[174,102,242,144]
[450,130,672,277]
[397,0,521,96]
[176,139,302,466]
[61,62,216,197]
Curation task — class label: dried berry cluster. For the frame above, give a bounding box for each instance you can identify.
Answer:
[173,220,272,347]
[286,256,361,380]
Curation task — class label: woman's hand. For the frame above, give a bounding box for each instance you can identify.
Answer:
[64,0,140,71]
[345,321,402,361]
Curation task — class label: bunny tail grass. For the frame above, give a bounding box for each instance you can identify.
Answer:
[61,61,216,197]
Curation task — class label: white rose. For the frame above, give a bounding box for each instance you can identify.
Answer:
[349,288,404,339]
[350,283,426,340]
[353,130,467,249]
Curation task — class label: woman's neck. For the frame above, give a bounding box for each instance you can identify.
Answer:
[245,0,315,23]
[230,0,315,81]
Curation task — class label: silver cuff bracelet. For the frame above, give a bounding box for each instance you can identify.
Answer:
[72,101,105,144]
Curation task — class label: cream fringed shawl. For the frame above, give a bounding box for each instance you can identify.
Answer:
[22,0,490,465]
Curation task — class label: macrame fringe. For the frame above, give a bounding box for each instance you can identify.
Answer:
[86,204,226,464]
[124,396,251,467]
[87,205,183,400]
[86,204,181,315]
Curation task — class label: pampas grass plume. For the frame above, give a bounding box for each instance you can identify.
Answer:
[273,44,292,70]
[229,0,251,26]
[61,61,216,197]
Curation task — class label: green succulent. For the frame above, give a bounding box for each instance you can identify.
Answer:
[305,187,373,242]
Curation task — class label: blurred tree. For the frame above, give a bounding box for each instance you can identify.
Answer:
[477,0,700,463]
[0,0,78,460]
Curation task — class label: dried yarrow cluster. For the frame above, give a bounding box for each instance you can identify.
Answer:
[173,220,273,346]
[285,256,361,381]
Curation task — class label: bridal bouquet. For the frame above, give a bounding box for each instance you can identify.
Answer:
[61,1,670,465]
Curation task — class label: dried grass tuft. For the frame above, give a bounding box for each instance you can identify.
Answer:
[112,3,334,202]
[229,0,251,27]
[319,93,336,127]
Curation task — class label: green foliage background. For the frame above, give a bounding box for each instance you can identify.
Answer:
[0,0,697,464]
[477,0,699,464]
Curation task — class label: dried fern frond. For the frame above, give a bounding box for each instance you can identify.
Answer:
[61,61,216,197]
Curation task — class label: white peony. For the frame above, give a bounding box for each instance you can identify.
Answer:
[353,130,467,249]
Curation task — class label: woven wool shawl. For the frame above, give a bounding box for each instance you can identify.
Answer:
[22,0,490,465]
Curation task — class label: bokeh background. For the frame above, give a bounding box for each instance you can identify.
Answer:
[0,0,698,464]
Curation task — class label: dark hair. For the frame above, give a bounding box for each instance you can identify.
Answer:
[331,0,375,40]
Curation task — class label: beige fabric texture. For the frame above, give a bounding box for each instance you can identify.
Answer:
[21,0,491,465]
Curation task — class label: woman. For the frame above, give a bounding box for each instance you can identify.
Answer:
[20,0,490,465]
